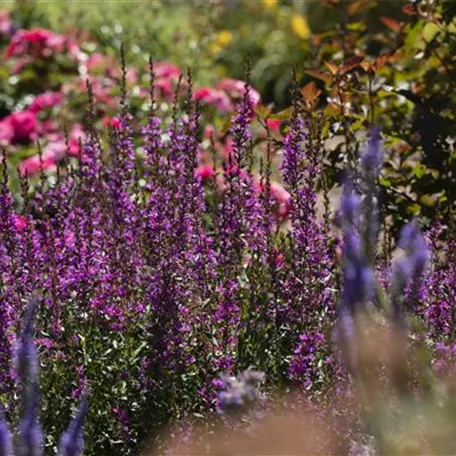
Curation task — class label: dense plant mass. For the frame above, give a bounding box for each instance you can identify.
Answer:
[0,73,335,454]
[0,0,456,455]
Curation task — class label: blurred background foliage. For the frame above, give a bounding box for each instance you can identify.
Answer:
[1,0,456,230]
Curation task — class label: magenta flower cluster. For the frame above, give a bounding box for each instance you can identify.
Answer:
[0,78,332,454]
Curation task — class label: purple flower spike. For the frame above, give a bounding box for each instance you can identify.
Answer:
[17,382,43,456]
[361,125,383,178]
[57,396,88,456]
[14,295,40,382]
[0,406,13,456]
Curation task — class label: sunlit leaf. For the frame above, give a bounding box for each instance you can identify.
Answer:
[304,69,333,85]
[300,81,321,103]
[340,56,364,74]
[324,61,339,75]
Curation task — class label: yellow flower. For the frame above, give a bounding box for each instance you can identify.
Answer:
[262,0,278,9]
[291,14,311,40]
[216,30,233,48]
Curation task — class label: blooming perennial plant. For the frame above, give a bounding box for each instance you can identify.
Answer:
[0,71,333,454]
[0,58,455,454]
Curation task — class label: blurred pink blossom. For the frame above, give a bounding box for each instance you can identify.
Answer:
[12,214,27,232]
[0,118,14,143]
[153,61,182,80]
[266,118,281,130]
[19,152,56,176]
[6,28,80,60]
[4,110,39,143]
[216,78,261,106]
[0,10,12,36]
[193,87,233,113]
[195,165,215,181]
[28,92,62,113]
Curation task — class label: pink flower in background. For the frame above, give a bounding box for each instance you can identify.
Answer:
[28,92,62,113]
[42,139,67,161]
[195,165,215,181]
[193,88,233,113]
[153,61,182,80]
[68,123,84,157]
[0,10,12,37]
[271,182,291,219]
[19,152,56,176]
[266,118,281,130]
[86,52,114,72]
[102,116,121,130]
[39,123,84,162]
[12,214,27,232]
[217,78,261,106]
[6,28,80,62]
[153,78,175,101]
[110,117,121,130]
[0,118,14,143]
[203,124,216,139]
[253,179,291,220]
[6,28,53,57]
[8,110,38,143]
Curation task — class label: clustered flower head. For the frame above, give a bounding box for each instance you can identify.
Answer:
[217,369,265,415]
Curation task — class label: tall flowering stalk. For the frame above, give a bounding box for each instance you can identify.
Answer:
[279,90,334,388]
[0,296,87,456]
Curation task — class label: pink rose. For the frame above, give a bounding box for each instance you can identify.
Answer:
[6,28,80,60]
[68,124,84,157]
[216,78,261,106]
[266,118,281,130]
[195,165,215,181]
[86,53,110,72]
[193,87,232,113]
[154,78,174,100]
[28,92,62,113]
[9,110,38,143]
[110,117,121,130]
[19,153,56,177]
[153,61,182,80]
[0,118,14,143]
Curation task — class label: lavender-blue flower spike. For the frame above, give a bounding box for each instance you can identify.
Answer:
[392,221,429,316]
[361,126,383,178]
[57,395,88,456]
[16,297,43,456]
[360,126,383,261]
[339,180,361,230]
[14,295,40,383]
[17,381,43,456]
[0,406,12,456]
[337,182,375,371]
